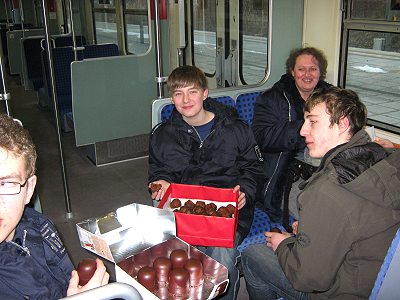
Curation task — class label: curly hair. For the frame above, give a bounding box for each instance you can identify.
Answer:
[167,65,208,95]
[304,87,367,136]
[0,113,37,177]
[286,47,328,80]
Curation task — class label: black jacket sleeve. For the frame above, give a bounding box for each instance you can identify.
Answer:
[252,89,304,154]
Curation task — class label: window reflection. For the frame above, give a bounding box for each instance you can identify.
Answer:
[191,0,217,75]
[345,30,400,127]
[239,0,268,85]
[124,0,150,54]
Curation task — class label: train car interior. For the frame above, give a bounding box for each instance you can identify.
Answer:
[1,0,399,299]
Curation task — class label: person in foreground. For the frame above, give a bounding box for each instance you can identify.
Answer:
[242,87,400,299]
[252,47,331,222]
[148,65,263,299]
[0,113,109,299]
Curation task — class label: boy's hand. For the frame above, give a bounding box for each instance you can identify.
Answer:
[233,185,246,210]
[292,221,298,235]
[67,258,109,296]
[149,180,170,201]
[265,231,291,252]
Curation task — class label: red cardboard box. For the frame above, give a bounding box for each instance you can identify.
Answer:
[159,183,238,248]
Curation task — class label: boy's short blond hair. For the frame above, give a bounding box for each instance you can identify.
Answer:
[167,65,208,95]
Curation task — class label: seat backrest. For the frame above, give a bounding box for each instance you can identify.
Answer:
[23,37,45,90]
[83,43,119,59]
[160,103,174,122]
[54,35,86,47]
[235,91,261,125]
[369,227,400,300]
[215,95,235,107]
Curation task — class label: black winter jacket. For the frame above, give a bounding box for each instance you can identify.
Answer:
[148,98,263,242]
[252,74,331,219]
[0,207,74,299]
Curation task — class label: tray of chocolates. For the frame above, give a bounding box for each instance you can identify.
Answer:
[76,203,228,299]
[159,184,238,248]
[117,237,229,300]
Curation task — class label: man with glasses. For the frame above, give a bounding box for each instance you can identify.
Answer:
[0,113,109,299]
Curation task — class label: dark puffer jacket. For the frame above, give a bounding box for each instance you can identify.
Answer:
[276,130,400,299]
[148,98,263,242]
[252,74,331,221]
[0,207,74,299]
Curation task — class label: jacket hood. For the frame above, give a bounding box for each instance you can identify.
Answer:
[325,130,400,210]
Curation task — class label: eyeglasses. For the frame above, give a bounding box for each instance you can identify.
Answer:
[0,178,29,195]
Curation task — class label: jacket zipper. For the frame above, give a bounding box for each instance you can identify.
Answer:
[263,92,292,195]
[192,126,215,148]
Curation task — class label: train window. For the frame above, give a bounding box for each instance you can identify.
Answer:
[341,0,400,132]
[351,0,400,21]
[124,0,150,54]
[239,0,269,85]
[191,0,217,75]
[189,1,270,88]
[92,0,118,45]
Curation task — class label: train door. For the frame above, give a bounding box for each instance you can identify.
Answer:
[177,0,270,89]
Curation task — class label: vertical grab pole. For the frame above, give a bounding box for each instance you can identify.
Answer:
[154,0,166,99]
[68,0,78,61]
[0,37,12,116]
[3,0,10,26]
[41,0,73,218]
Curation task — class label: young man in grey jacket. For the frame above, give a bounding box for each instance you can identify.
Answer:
[242,87,400,299]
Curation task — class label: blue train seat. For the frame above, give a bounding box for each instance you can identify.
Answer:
[83,43,119,59]
[160,96,235,122]
[23,38,45,91]
[238,208,271,252]
[41,44,119,132]
[370,227,400,300]
[235,91,261,125]
[54,35,86,47]
[23,36,86,92]
[160,103,174,122]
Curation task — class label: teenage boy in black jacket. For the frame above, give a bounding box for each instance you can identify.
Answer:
[148,65,263,299]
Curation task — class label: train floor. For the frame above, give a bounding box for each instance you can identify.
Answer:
[3,74,250,300]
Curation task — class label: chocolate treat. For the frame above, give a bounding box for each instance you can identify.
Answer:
[77,258,97,286]
[205,202,217,212]
[156,286,169,300]
[149,183,162,193]
[217,206,232,218]
[153,257,171,287]
[168,268,189,298]
[209,210,219,217]
[170,249,188,269]
[184,258,204,287]
[270,227,282,233]
[193,205,206,215]
[226,204,236,214]
[170,198,181,209]
[196,201,206,208]
[184,200,195,209]
[179,206,191,214]
[137,266,157,293]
